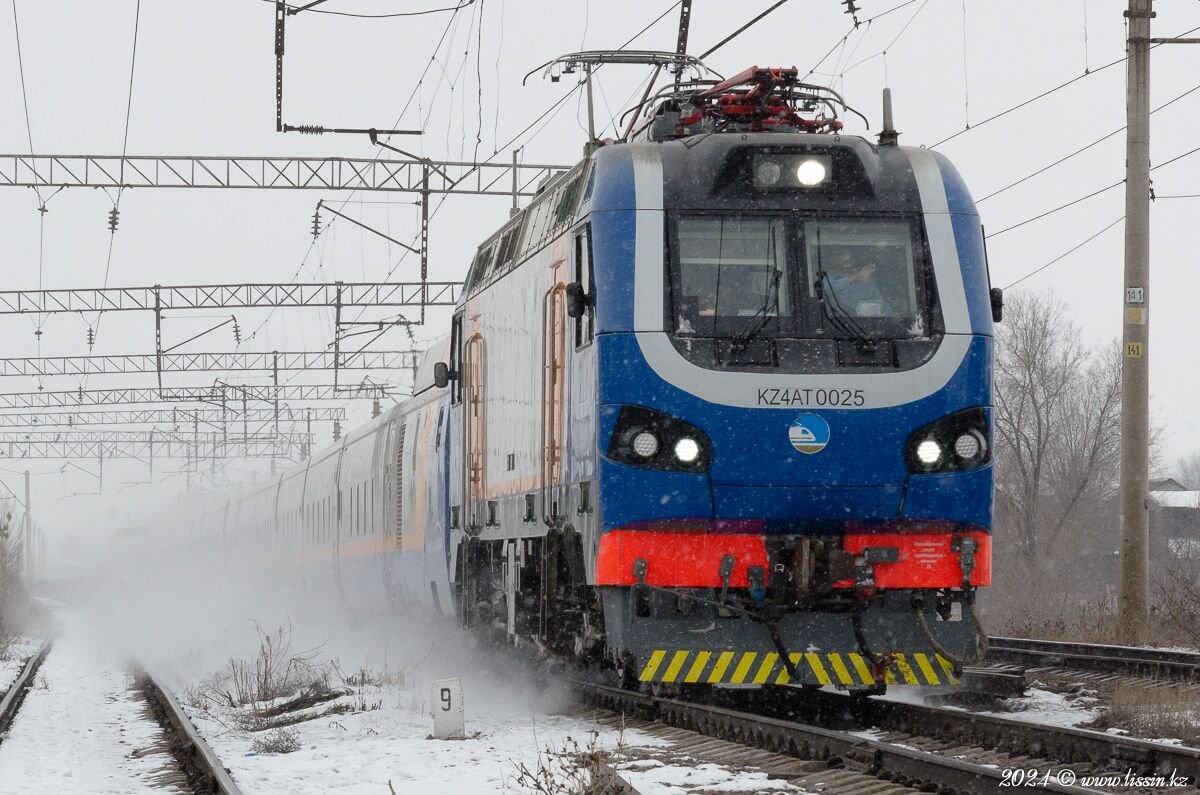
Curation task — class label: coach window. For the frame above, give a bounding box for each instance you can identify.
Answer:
[574,225,594,348]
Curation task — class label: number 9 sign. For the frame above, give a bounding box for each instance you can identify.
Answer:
[429,677,465,739]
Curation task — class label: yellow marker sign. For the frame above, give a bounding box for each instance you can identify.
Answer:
[1126,308,1146,325]
[1126,341,1144,358]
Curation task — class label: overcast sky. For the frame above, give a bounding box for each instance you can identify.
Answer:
[2,0,1199,531]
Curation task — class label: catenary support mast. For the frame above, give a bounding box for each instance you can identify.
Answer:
[1118,0,1152,643]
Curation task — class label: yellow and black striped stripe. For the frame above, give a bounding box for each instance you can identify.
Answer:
[637,649,958,686]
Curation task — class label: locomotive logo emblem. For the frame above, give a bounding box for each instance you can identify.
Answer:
[788,413,830,454]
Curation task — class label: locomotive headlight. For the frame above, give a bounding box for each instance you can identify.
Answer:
[751,153,831,189]
[631,431,659,459]
[953,430,986,462]
[795,157,829,187]
[915,438,943,466]
[755,160,782,186]
[674,437,701,464]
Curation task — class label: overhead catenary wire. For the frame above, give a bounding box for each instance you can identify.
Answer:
[803,0,918,79]
[837,0,930,78]
[372,0,683,285]
[87,0,142,370]
[977,80,1200,203]
[1002,216,1124,290]
[262,0,475,19]
[986,140,1200,240]
[10,0,54,365]
[933,21,1200,149]
[248,3,469,344]
[698,0,790,60]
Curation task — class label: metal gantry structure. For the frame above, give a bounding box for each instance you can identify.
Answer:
[0,92,566,480]
[0,281,460,314]
[0,154,565,196]
[0,432,314,461]
[0,383,395,410]
[0,350,419,378]
[0,406,346,429]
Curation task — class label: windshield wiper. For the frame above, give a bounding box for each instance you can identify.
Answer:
[730,225,783,351]
[730,267,783,349]
[811,227,877,352]
[816,270,878,352]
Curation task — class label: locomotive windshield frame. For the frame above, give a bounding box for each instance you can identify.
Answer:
[663,209,945,372]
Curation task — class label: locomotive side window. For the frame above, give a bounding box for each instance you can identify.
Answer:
[672,215,791,337]
[574,225,594,348]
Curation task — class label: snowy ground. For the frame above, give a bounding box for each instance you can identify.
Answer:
[616,756,809,794]
[186,688,646,793]
[977,685,1102,728]
[0,635,40,695]
[0,612,183,794]
[179,663,815,794]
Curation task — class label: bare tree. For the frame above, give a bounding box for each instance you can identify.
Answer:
[992,294,1122,589]
[1174,452,1200,490]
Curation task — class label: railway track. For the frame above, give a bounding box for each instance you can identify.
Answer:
[571,677,1200,794]
[576,680,1101,794]
[134,667,242,795]
[0,641,240,794]
[0,640,51,740]
[988,636,1200,685]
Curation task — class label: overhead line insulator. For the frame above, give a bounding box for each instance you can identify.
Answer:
[107,206,120,232]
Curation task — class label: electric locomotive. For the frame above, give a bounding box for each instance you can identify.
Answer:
[207,66,999,693]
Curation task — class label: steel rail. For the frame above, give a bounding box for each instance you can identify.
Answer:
[791,687,1200,783]
[574,680,1095,794]
[988,636,1200,681]
[135,667,242,795]
[0,640,51,741]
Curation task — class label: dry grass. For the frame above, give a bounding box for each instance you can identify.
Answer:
[251,727,302,754]
[986,588,1197,647]
[1088,684,1200,745]
[1154,559,1200,648]
[0,539,26,658]
[986,589,1118,644]
[510,729,627,795]
[187,623,403,741]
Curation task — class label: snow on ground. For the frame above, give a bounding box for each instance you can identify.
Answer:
[977,686,1101,728]
[0,635,40,694]
[184,682,659,794]
[879,680,1102,730]
[616,757,809,794]
[0,612,182,795]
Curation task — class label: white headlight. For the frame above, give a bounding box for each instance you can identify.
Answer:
[674,437,700,463]
[632,431,659,458]
[795,158,828,187]
[953,431,984,461]
[915,438,942,466]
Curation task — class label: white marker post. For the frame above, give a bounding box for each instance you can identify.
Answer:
[430,677,465,740]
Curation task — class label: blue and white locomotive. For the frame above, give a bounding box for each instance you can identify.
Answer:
[207,67,999,692]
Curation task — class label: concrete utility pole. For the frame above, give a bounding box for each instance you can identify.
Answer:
[23,470,31,581]
[1118,0,1152,644]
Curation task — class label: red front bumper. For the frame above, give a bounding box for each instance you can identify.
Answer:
[595,520,991,589]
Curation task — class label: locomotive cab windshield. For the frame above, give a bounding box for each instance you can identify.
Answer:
[670,213,937,342]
